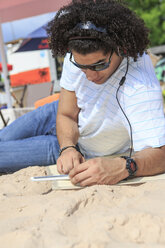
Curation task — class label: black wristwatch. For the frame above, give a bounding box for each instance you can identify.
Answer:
[121,156,137,178]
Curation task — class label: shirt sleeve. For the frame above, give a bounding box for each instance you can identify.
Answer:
[60,53,82,91]
[122,82,165,151]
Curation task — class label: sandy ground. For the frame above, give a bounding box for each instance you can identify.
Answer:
[0,166,165,248]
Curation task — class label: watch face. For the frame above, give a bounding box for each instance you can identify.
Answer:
[121,156,137,177]
[128,158,137,176]
[130,161,136,172]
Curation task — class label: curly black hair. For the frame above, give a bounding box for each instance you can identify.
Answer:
[47,0,150,61]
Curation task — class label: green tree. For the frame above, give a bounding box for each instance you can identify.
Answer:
[126,0,165,47]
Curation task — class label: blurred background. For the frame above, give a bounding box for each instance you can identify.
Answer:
[0,0,165,127]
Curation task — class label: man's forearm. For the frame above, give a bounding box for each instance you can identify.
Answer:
[133,146,165,177]
[56,114,79,148]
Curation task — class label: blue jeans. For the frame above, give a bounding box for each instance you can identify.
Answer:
[0,101,60,173]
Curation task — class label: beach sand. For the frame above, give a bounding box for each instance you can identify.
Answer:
[0,165,165,248]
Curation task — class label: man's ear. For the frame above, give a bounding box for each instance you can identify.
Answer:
[117,47,127,57]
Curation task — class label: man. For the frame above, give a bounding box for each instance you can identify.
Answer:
[47,0,165,185]
[1,0,165,186]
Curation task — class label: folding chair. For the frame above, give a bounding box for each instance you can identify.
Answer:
[0,108,9,127]
[34,93,60,109]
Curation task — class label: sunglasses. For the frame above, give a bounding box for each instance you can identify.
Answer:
[69,51,113,71]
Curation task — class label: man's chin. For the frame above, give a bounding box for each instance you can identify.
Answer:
[92,78,106,84]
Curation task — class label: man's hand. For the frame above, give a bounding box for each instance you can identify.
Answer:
[57,147,85,174]
[69,157,129,186]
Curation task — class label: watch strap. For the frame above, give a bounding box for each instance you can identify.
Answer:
[59,145,84,157]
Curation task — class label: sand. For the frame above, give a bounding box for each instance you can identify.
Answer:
[0,166,165,248]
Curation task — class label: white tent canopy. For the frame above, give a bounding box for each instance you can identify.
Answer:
[1,12,56,43]
[0,0,69,107]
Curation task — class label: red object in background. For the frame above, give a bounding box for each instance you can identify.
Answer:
[0,63,13,72]
[10,67,51,87]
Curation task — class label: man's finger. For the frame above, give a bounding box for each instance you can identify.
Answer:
[73,154,84,168]
[80,156,86,163]
[78,177,96,187]
[70,169,91,185]
[69,162,88,178]
[62,159,74,174]
[57,160,63,174]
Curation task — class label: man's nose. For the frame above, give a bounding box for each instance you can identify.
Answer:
[83,69,98,81]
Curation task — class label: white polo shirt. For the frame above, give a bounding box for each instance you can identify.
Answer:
[60,53,165,159]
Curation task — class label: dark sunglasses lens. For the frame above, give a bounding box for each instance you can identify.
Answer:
[71,54,110,71]
[70,50,113,71]
[76,64,88,70]
[75,63,108,71]
[93,63,108,71]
